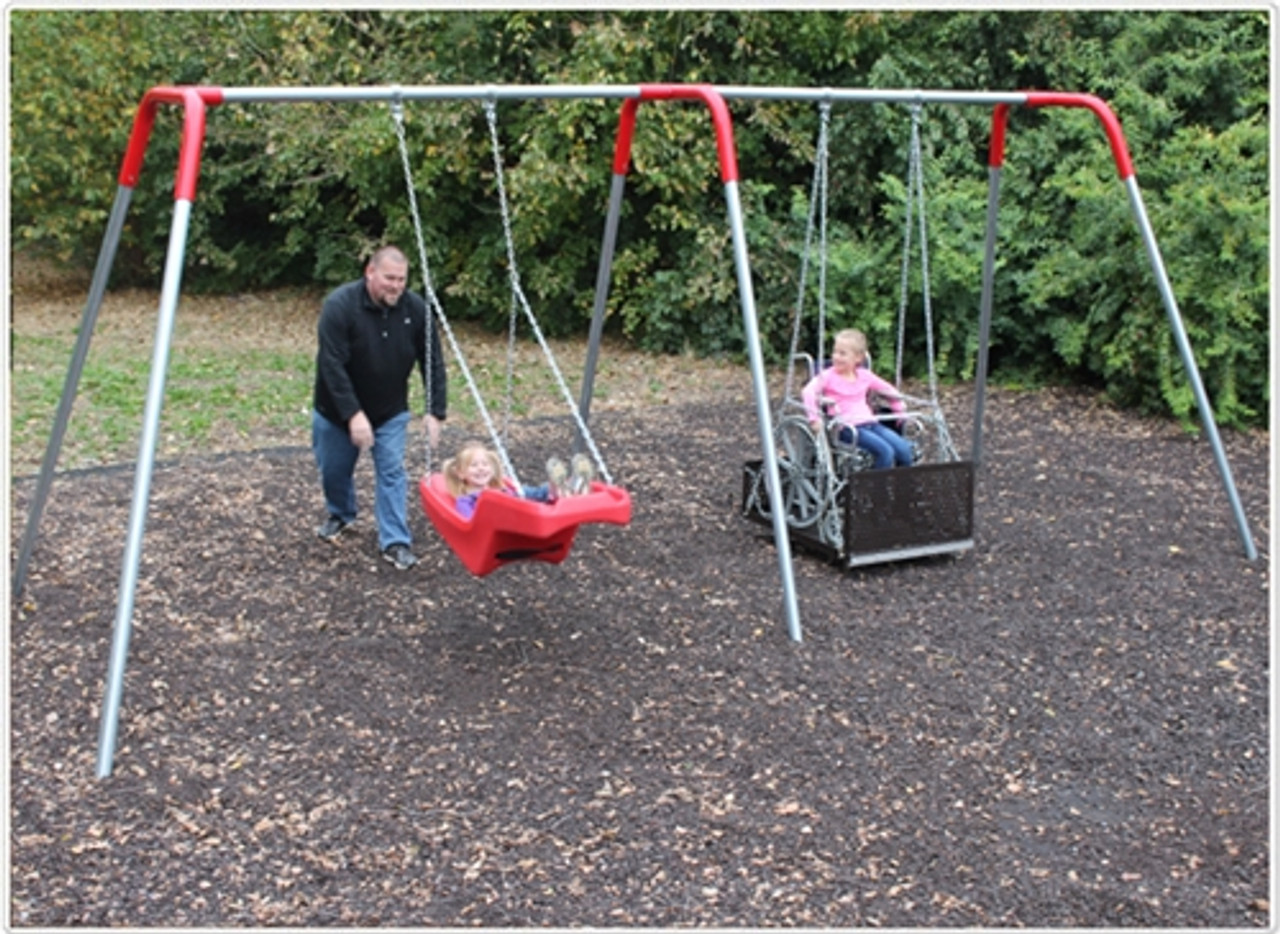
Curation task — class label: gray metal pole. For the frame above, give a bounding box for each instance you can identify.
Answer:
[576,172,628,446]
[971,165,1003,467]
[13,185,134,595]
[96,199,195,778]
[220,84,643,106]
[217,84,1032,110]
[1123,177,1258,561]
[725,181,803,642]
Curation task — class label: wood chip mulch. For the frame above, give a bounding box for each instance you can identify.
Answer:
[9,385,1270,927]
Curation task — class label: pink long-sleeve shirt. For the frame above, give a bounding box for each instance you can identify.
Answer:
[801,366,904,427]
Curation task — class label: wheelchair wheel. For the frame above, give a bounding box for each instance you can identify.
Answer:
[775,415,835,531]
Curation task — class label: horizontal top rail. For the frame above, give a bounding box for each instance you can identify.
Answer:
[716,86,1030,106]
[122,83,1137,199]
[218,84,646,104]
[213,84,1032,107]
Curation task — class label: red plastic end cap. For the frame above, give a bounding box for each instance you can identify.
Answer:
[988,104,1011,169]
[612,98,641,176]
[637,84,740,183]
[1024,91,1135,180]
[118,86,217,200]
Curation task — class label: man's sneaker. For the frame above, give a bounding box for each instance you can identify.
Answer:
[569,453,596,495]
[316,515,350,543]
[382,543,419,570]
[546,457,569,499]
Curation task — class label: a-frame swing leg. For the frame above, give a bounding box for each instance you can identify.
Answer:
[12,184,135,597]
[581,89,803,641]
[576,171,627,443]
[976,101,1257,561]
[1123,178,1257,561]
[10,181,200,777]
[971,163,1002,471]
[725,180,803,642]
[95,200,197,778]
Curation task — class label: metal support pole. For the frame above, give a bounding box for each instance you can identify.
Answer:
[576,172,628,448]
[725,181,803,642]
[971,164,1003,467]
[1123,177,1258,560]
[13,185,134,595]
[96,200,194,778]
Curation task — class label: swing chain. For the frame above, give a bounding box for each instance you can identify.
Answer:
[895,103,940,407]
[482,98,615,486]
[390,97,436,472]
[782,100,832,417]
[816,101,831,386]
[392,97,518,483]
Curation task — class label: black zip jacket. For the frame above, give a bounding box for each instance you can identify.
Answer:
[313,278,447,429]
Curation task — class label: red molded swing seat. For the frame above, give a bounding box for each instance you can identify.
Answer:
[420,472,632,577]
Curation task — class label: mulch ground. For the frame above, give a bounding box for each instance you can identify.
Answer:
[9,385,1271,927]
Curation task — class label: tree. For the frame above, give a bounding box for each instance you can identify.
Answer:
[9,9,1268,426]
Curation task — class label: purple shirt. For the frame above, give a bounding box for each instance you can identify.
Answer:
[454,480,552,519]
[455,491,484,519]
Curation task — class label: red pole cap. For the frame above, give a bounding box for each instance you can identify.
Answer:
[988,103,1012,170]
[611,98,641,176]
[612,84,740,183]
[1023,91,1135,180]
[118,86,223,200]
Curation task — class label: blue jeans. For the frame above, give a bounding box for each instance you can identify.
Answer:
[521,483,555,503]
[312,410,412,551]
[840,421,914,469]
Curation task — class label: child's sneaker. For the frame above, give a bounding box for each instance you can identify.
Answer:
[546,457,569,499]
[569,453,596,495]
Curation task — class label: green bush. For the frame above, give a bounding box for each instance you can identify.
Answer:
[9,9,1269,428]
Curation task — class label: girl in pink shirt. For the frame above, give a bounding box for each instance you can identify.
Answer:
[801,329,914,469]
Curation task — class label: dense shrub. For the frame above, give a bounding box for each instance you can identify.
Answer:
[9,10,1268,427]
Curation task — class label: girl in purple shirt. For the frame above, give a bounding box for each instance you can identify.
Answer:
[443,441,595,519]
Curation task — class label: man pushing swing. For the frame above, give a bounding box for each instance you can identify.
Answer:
[311,245,448,570]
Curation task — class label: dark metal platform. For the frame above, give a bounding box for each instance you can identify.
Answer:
[742,459,975,567]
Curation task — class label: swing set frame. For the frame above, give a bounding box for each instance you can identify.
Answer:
[9,83,1258,779]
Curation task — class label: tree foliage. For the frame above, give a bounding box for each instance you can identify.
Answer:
[9,9,1269,427]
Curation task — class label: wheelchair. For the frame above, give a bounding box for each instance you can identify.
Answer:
[743,355,971,566]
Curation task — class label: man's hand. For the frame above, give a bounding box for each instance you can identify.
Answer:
[423,414,441,449]
[348,411,374,451]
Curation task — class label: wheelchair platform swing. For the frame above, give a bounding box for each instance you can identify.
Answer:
[743,454,974,568]
[741,100,974,568]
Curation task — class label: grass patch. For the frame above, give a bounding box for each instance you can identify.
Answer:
[11,335,318,474]
[10,276,760,477]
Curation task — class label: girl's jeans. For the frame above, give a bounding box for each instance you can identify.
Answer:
[838,421,914,469]
[312,409,412,551]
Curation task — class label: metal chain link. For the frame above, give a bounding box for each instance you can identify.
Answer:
[894,103,950,454]
[815,101,831,383]
[782,100,832,416]
[391,96,518,483]
[483,98,614,486]
[896,103,940,407]
[895,105,918,389]
[913,108,940,407]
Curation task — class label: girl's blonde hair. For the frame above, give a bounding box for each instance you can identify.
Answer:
[442,441,504,497]
[833,328,868,357]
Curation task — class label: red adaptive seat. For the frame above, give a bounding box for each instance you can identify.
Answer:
[420,472,632,576]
